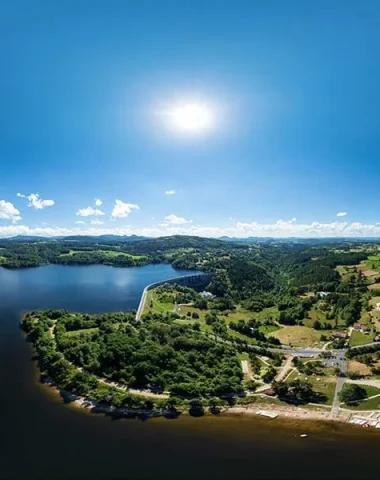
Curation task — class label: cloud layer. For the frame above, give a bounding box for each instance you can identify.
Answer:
[2,218,380,238]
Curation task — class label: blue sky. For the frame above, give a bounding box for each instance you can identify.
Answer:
[1,0,380,237]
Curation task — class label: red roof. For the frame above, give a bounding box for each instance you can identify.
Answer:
[331,332,347,339]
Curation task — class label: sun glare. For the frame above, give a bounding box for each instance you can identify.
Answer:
[167,103,212,132]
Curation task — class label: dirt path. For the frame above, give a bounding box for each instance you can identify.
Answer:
[241,360,250,375]
[275,356,293,382]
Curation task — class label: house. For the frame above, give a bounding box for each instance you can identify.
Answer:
[331,331,348,340]
[353,323,370,333]
[375,336,380,343]
[376,303,380,312]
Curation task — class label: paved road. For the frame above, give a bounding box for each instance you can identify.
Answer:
[329,357,347,418]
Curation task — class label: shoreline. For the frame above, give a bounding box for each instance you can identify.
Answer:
[23,309,380,430]
[39,377,348,424]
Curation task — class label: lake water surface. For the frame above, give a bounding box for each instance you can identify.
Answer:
[1,264,380,480]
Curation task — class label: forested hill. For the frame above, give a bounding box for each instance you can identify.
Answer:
[0,235,377,296]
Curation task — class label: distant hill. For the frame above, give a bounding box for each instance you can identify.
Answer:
[217,236,380,245]
[5,234,149,243]
[5,235,54,242]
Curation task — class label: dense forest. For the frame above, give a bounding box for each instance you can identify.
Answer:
[23,309,245,409]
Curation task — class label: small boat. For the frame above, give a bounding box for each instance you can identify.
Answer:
[300,434,308,438]
[255,410,278,419]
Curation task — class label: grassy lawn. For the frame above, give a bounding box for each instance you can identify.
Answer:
[341,384,380,410]
[349,330,375,347]
[270,325,323,347]
[286,370,336,404]
[347,396,380,411]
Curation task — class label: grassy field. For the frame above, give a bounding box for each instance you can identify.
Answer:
[65,327,99,336]
[346,396,380,411]
[336,265,358,282]
[364,255,380,272]
[347,360,372,376]
[143,286,341,348]
[143,288,272,346]
[341,384,380,410]
[349,330,375,347]
[60,249,146,260]
[259,324,280,335]
[220,306,278,324]
[270,325,323,347]
[303,304,343,328]
[286,369,336,404]
[143,288,279,335]
[368,297,380,331]
[143,289,175,315]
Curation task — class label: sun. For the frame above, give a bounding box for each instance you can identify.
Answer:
[167,103,212,132]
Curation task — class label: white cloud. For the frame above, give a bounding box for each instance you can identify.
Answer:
[337,212,347,217]
[111,200,140,219]
[76,206,105,217]
[4,217,380,239]
[95,198,103,206]
[90,219,104,225]
[165,190,176,195]
[75,220,85,225]
[0,200,22,223]
[162,214,192,225]
[17,193,55,209]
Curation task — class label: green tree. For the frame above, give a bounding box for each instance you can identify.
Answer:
[339,384,367,405]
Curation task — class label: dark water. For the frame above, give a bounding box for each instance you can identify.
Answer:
[1,264,380,479]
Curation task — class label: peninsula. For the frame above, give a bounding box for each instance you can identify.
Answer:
[21,235,380,426]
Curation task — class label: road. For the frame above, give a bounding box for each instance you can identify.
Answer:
[346,378,380,388]
[329,356,347,418]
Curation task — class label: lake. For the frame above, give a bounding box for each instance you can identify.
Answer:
[1,263,380,479]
